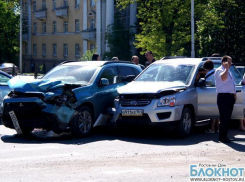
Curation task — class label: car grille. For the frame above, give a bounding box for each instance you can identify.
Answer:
[121,100,151,107]
[120,94,154,107]
[2,102,47,128]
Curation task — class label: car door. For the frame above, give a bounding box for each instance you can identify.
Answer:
[96,66,123,114]
[196,66,244,119]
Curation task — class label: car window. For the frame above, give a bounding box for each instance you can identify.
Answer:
[136,63,195,85]
[132,67,141,76]
[42,65,97,85]
[0,73,11,85]
[117,66,135,82]
[230,65,242,85]
[100,66,119,85]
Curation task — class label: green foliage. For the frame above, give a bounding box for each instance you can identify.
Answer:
[103,12,134,61]
[0,0,20,64]
[197,0,245,61]
[80,48,97,61]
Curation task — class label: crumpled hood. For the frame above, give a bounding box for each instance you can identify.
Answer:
[8,77,65,95]
[117,81,186,94]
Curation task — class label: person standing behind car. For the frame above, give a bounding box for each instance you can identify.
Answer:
[145,51,155,67]
[214,55,236,143]
[92,53,100,61]
[131,55,145,70]
[203,59,220,133]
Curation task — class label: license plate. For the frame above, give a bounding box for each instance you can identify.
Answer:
[122,109,144,116]
[9,111,22,134]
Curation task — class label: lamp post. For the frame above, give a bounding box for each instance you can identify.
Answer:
[19,0,23,73]
[191,0,195,58]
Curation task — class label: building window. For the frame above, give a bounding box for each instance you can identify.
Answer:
[75,19,79,32]
[42,0,46,9]
[90,44,95,50]
[53,44,57,57]
[64,44,68,57]
[53,0,56,9]
[25,44,28,55]
[33,1,36,11]
[64,0,67,7]
[64,21,68,32]
[75,44,80,57]
[53,21,57,33]
[33,44,37,55]
[42,44,46,56]
[75,0,80,8]
[90,19,95,29]
[90,0,95,7]
[33,22,37,34]
[42,22,46,33]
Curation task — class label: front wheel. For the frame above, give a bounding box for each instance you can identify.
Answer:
[175,107,194,138]
[70,106,94,137]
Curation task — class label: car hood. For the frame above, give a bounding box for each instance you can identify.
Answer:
[8,77,66,93]
[117,81,186,94]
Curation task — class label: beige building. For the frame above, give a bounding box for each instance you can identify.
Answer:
[22,0,137,72]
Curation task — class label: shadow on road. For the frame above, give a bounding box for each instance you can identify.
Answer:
[1,125,245,152]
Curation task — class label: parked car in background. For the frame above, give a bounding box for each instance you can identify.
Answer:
[236,66,245,76]
[0,71,12,116]
[0,63,19,75]
[1,61,142,136]
[112,58,244,138]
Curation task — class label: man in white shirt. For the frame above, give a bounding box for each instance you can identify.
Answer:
[214,55,236,143]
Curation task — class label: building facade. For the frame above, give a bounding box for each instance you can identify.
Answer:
[22,0,137,72]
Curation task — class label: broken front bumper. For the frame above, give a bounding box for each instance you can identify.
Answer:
[2,97,76,132]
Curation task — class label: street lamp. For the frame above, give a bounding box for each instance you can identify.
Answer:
[191,0,195,58]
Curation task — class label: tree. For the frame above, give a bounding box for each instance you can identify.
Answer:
[103,12,135,61]
[0,0,20,64]
[197,0,245,61]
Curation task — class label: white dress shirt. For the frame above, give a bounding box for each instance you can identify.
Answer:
[214,65,236,93]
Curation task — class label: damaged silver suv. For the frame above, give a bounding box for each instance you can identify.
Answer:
[113,58,244,137]
[1,61,141,136]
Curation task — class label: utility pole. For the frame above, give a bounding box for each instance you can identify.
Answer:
[191,0,195,58]
[19,0,23,73]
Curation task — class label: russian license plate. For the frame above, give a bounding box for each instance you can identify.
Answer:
[122,109,144,116]
[9,111,22,134]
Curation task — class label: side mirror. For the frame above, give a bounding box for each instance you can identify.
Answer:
[124,75,135,82]
[197,78,206,87]
[100,78,109,87]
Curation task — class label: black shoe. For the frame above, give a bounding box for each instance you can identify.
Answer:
[219,138,233,143]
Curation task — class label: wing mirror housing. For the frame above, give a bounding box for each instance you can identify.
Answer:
[100,78,109,87]
[197,78,206,87]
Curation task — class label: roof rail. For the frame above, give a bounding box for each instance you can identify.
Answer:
[161,56,187,60]
[57,60,80,66]
[103,61,134,65]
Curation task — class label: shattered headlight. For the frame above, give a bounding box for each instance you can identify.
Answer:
[157,95,176,107]
[55,94,68,105]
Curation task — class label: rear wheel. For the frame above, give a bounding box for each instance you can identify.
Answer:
[70,106,94,137]
[175,107,194,138]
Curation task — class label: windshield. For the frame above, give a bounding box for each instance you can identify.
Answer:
[136,63,195,85]
[42,65,98,85]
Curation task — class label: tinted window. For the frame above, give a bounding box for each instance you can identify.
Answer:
[100,67,119,85]
[118,66,135,82]
[132,68,140,76]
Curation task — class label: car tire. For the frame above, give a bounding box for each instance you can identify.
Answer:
[70,106,94,137]
[175,107,194,138]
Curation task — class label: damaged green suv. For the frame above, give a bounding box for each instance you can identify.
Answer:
[1,61,141,136]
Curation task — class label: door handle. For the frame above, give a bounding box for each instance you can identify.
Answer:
[236,90,241,93]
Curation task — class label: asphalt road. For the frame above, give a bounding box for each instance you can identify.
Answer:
[0,124,245,182]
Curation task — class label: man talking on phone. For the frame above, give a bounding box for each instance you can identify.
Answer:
[214,56,236,143]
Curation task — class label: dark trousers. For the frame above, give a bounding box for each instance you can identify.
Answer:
[217,93,235,140]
